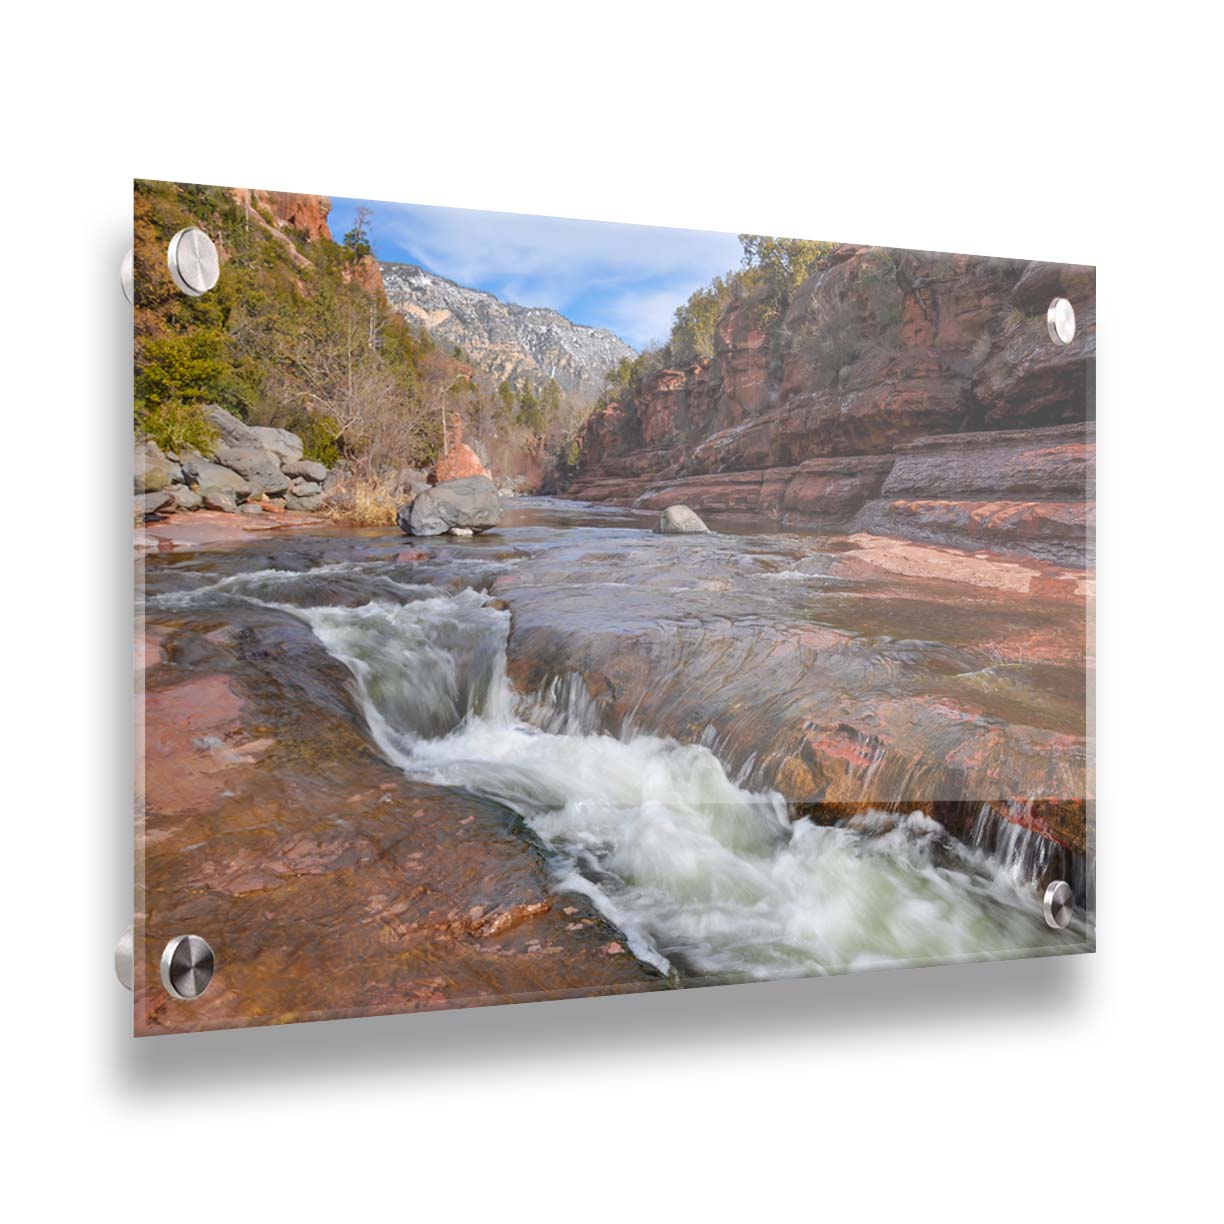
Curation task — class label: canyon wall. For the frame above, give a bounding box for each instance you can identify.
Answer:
[564,246,1095,565]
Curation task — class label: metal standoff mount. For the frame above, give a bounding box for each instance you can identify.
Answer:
[1047,296,1076,345]
[166,226,220,297]
[116,930,217,999]
[1043,880,1074,929]
[160,934,216,1000]
[120,248,134,304]
[114,926,134,990]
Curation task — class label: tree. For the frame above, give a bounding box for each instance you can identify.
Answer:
[670,274,736,363]
[739,234,839,323]
[517,381,543,433]
[343,206,373,258]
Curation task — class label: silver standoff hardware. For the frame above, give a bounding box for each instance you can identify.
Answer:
[1046,297,1076,345]
[167,227,220,297]
[114,926,134,990]
[121,248,134,304]
[159,934,216,1000]
[1043,880,1074,929]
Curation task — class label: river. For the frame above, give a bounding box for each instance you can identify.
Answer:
[141,497,1092,993]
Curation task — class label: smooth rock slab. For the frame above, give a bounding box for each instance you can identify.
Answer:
[654,504,710,534]
[399,475,503,536]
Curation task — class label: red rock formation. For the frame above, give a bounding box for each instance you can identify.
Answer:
[566,248,1095,563]
[429,414,491,484]
[341,252,385,298]
[242,189,333,242]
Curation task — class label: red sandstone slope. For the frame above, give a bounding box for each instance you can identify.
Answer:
[565,246,1095,565]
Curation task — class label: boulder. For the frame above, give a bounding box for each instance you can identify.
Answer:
[135,490,173,516]
[282,458,328,483]
[203,404,260,449]
[201,405,304,463]
[654,505,710,535]
[169,484,203,511]
[181,457,252,502]
[202,489,238,513]
[134,440,176,493]
[284,493,324,512]
[238,502,264,516]
[398,475,503,537]
[251,425,304,463]
[213,445,290,495]
[289,478,322,497]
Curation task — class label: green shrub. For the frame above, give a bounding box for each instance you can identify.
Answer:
[297,413,342,467]
[136,400,219,455]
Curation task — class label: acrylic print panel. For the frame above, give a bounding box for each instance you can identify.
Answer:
[132,180,1095,1034]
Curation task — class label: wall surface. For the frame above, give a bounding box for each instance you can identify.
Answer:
[3,4,1219,1220]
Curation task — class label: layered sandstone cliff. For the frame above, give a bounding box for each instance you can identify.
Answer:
[565,246,1095,565]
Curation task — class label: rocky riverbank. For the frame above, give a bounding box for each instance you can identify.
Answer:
[135,405,337,520]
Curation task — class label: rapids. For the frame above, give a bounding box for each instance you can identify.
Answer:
[144,499,1091,983]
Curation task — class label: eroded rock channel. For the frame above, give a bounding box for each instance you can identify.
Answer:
[137,498,1092,1031]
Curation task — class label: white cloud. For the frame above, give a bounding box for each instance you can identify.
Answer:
[368,201,743,348]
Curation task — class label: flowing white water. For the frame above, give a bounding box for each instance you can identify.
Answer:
[287,586,1082,979]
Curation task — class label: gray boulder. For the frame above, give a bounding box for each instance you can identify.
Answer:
[135,490,173,516]
[290,478,322,497]
[181,457,251,502]
[251,425,304,463]
[202,405,304,464]
[213,445,290,496]
[284,493,324,512]
[282,458,328,483]
[203,404,260,449]
[134,440,175,493]
[654,504,710,535]
[169,484,203,511]
[398,476,503,537]
[238,502,264,516]
[202,488,238,513]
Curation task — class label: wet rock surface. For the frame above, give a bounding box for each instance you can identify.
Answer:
[136,497,1091,1030]
[136,556,661,1034]
[492,506,1091,860]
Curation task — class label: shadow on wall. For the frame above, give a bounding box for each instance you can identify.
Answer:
[111,952,1089,1096]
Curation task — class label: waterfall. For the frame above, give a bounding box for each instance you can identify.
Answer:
[292,586,1086,980]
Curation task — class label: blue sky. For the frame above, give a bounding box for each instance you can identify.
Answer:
[330,197,744,351]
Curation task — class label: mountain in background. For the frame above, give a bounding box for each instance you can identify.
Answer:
[381,262,635,401]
